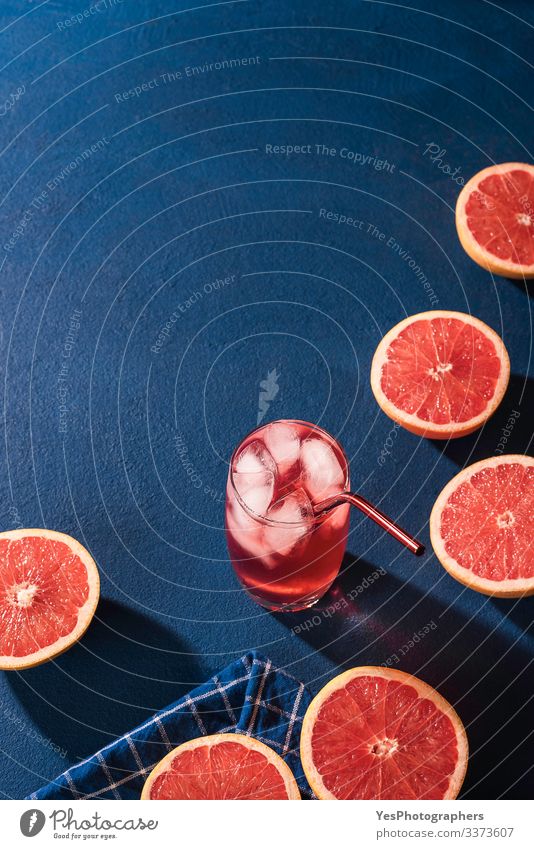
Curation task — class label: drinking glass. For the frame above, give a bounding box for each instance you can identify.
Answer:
[225,419,423,612]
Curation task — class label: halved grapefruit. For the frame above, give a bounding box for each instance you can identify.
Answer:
[141,733,301,799]
[370,310,510,439]
[300,666,468,800]
[0,529,100,670]
[456,162,534,279]
[430,455,534,597]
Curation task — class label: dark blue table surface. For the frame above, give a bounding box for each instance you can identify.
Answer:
[0,0,532,800]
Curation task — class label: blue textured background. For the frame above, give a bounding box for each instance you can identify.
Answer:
[0,0,532,800]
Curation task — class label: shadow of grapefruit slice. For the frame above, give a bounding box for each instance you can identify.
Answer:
[141,733,301,799]
[0,528,100,670]
[300,666,468,800]
[430,455,534,597]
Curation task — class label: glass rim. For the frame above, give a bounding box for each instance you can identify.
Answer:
[228,418,350,527]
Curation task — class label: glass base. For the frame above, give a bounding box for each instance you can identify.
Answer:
[243,585,330,612]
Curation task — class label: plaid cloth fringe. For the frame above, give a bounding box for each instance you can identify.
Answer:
[29,652,313,800]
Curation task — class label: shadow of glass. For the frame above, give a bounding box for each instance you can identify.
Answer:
[8,599,201,765]
[274,552,533,800]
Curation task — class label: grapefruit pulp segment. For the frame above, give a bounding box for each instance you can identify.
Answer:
[141,733,301,800]
[430,455,534,596]
[0,529,100,670]
[300,666,468,800]
[370,311,509,439]
[456,162,534,278]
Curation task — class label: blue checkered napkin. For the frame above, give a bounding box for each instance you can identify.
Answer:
[29,652,313,800]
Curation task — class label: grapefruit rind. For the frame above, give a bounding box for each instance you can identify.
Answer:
[300,666,468,801]
[141,733,301,800]
[455,162,534,280]
[430,455,534,598]
[370,310,510,439]
[0,528,100,671]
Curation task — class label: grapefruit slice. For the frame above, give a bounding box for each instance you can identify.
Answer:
[0,529,100,670]
[300,666,468,800]
[370,310,510,439]
[456,162,534,279]
[141,733,301,800]
[430,455,534,597]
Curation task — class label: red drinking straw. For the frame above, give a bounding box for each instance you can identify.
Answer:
[315,491,425,556]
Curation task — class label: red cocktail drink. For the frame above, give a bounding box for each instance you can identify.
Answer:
[225,420,350,611]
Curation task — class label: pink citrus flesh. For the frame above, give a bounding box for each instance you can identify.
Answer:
[0,529,100,670]
[141,733,300,799]
[430,455,534,596]
[370,311,510,439]
[456,162,534,279]
[301,667,468,800]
